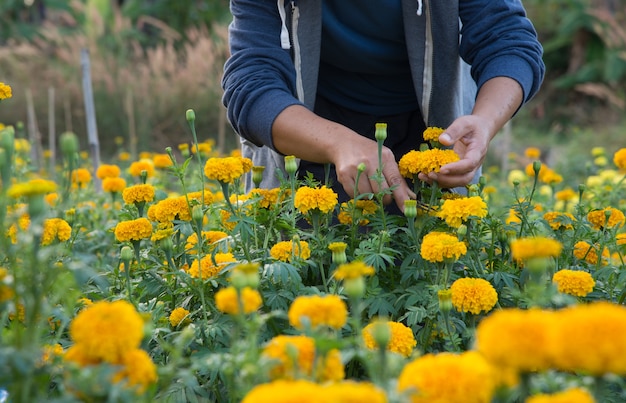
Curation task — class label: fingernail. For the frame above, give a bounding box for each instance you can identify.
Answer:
[439,133,452,143]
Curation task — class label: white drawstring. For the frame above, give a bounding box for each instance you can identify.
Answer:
[417,0,423,16]
[277,0,291,49]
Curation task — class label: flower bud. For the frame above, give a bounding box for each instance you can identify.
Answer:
[285,155,298,176]
[252,166,265,187]
[192,205,204,224]
[437,289,453,313]
[404,200,417,218]
[344,276,366,299]
[186,109,196,123]
[60,132,79,157]
[357,162,366,173]
[532,160,542,177]
[0,126,14,153]
[375,123,387,142]
[329,242,348,265]
[370,320,391,349]
[456,224,467,239]
[121,245,134,262]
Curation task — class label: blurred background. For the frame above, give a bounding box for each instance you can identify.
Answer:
[0,0,624,181]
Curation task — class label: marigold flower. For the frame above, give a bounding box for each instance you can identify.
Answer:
[475,308,557,372]
[185,230,229,252]
[617,233,626,247]
[362,321,416,357]
[242,380,323,403]
[399,148,460,177]
[587,207,625,230]
[122,184,155,205]
[114,217,153,242]
[262,335,316,379]
[151,196,191,222]
[422,126,445,142]
[111,348,158,393]
[288,294,348,330]
[315,348,345,383]
[524,147,541,159]
[169,307,191,327]
[324,381,387,403]
[338,199,378,225]
[573,241,609,265]
[203,156,252,184]
[543,211,575,231]
[7,178,57,198]
[333,261,375,280]
[102,177,127,194]
[510,236,562,261]
[436,196,488,228]
[215,286,262,315]
[552,302,626,375]
[41,218,72,246]
[68,300,145,363]
[270,239,311,262]
[96,164,121,179]
[420,231,467,263]
[450,277,498,315]
[188,252,235,279]
[128,160,155,178]
[118,151,131,161]
[0,82,12,100]
[294,185,338,214]
[397,351,496,403]
[71,168,92,188]
[152,153,173,169]
[552,269,595,297]
[249,187,282,209]
[525,387,595,403]
[613,148,626,171]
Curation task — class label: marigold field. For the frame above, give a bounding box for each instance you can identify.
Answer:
[1,83,626,402]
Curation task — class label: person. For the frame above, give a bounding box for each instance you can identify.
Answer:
[222,0,545,213]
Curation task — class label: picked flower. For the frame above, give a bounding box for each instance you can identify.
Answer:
[436,196,488,228]
[288,294,348,330]
[420,231,467,263]
[294,185,338,215]
[450,277,498,315]
[422,126,445,142]
[398,148,460,178]
[552,269,595,297]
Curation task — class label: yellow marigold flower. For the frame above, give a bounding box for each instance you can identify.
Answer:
[151,196,191,222]
[506,208,522,224]
[436,196,488,228]
[288,294,348,330]
[543,211,575,231]
[262,335,316,379]
[215,286,263,315]
[114,217,153,242]
[573,241,609,265]
[333,261,375,280]
[7,178,57,198]
[399,148,460,177]
[249,187,282,209]
[422,126,445,142]
[44,192,58,206]
[220,209,236,231]
[102,177,127,193]
[169,307,191,327]
[613,148,626,171]
[617,233,626,247]
[552,269,595,297]
[242,380,323,403]
[122,184,155,205]
[420,231,467,263]
[178,143,189,152]
[112,348,158,393]
[118,151,131,161]
[203,156,252,184]
[41,218,72,246]
[128,160,155,178]
[587,207,625,230]
[270,239,311,262]
[315,348,345,383]
[552,302,626,375]
[363,321,416,358]
[152,153,173,169]
[294,185,338,215]
[96,164,121,179]
[525,387,595,403]
[150,226,173,242]
[450,277,498,315]
[323,381,387,403]
[0,82,12,100]
[187,189,215,205]
[475,308,557,372]
[68,300,145,363]
[510,236,562,261]
[188,252,235,279]
[40,343,64,365]
[524,147,541,159]
[71,168,92,188]
[398,351,496,403]
[338,199,378,225]
[185,230,229,252]
[555,187,577,202]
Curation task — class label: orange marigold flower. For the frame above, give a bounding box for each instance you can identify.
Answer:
[188,252,235,279]
[362,320,416,357]
[128,160,155,178]
[152,153,173,169]
[151,196,191,222]
[397,351,496,403]
[249,187,282,209]
[41,218,72,245]
[71,168,92,188]
[288,294,348,330]
[399,149,460,178]
[185,230,229,252]
[543,211,575,231]
[323,381,387,403]
[573,240,609,265]
[420,231,467,263]
[203,156,252,184]
[422,126,445,142]
[587,207,625,230]
[262,335,316,380]
[333,261,375,280]
[215,286,262,315]
[526,387,595,403]
[555,188,577,202]
[450,277,498,315]
[103,177,127,194]
[111,348,158,393]
[613,147,626,171]
[552,269,595,297]
[270,239,311,262]
[338,199,378,225]
[524,147,541,159]
[436,196,488,228]
[114,217,153,242]
[242,380,323,403]
[169,307,191,327]
[510,236,562,261]
[0,82,12,100]
[122,184,155,205]
[96,164,121,179]
[294,186,338,214]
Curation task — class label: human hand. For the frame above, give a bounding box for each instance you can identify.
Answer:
[418,115,493,188]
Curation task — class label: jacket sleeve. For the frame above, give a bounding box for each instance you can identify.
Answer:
[459,0,545,104]
[222,0,303,148]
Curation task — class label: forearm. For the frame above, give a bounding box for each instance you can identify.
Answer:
[472,76,524,140]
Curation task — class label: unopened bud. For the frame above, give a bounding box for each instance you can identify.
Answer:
[438,289,453,313]
[285,155,298,176]
[252,166,265,187]
[375,123,387,142]
[532,160,542,177]
[404,200,417,218]
[121,245,134,262]
[186,109,196,122]
[60,132,79,156]
[370,320,391,349]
